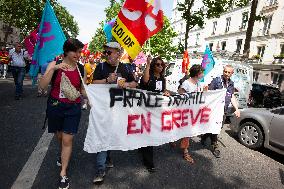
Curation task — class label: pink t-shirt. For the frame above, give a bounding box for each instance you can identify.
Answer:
[50,69,81,103]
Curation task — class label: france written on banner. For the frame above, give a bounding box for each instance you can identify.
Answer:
[84,85,226,153]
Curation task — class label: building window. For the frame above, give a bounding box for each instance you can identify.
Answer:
[212,21,217,35]
[241,12,249,29]
[195,33,200,45]
[225,17,231,32]
[257,46,265,58]
[269,0,277,6]
[236,39,243,53]
[263,16,272,35]
[221,41,226,50]
[209,43,214,51]
[280,44,284,54]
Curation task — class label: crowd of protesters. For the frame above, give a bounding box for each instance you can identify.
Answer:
[1,39,240,189]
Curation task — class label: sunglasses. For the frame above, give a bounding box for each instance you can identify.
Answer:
[155,63,164,67]
[103,50,113,56]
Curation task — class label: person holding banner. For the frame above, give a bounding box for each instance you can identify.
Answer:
[201,65,240,158]
[92,42,137,184]
[82,54,96,109]
[39,38,85,189]
[177,65,205,164]
[139,55,169,172]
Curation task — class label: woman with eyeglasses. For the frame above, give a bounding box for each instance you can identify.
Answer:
[139,55,170,173]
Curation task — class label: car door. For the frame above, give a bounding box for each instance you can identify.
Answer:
[269,107,284,150]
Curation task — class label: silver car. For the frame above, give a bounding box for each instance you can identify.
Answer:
[230,106,284,155]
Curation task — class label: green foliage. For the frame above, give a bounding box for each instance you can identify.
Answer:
[89,0,122,52]
[143,16,178,61]
[177,0,248,50]
[0,0,79,43]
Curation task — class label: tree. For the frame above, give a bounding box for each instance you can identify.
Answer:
[89,0,123,52]
[177,0,249,50]
[243,0,261,56]
[143,16,178,61]
[0,0,79,45]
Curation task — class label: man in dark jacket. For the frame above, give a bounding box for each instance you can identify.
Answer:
[202,65,240,158]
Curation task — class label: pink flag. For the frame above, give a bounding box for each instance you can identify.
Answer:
[134,52,147,65]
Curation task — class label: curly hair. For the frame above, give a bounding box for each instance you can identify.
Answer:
[149,57,166,78]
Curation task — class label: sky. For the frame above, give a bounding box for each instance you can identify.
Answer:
[57,0,174,44]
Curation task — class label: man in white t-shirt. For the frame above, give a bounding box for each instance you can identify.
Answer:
[177,64,204,164]
[9,43,30,100]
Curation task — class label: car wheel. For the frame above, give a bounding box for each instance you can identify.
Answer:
[238,122,264,149]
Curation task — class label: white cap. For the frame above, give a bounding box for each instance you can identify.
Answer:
[104,42,121,51]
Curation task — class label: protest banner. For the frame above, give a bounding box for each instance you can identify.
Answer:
[84,85,226,153]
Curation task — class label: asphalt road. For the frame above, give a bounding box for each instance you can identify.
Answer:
[0,75,283,189]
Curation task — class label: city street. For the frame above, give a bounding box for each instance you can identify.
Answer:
[0,76,284,189]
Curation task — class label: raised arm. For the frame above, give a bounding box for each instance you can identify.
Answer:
[142,55,152,84]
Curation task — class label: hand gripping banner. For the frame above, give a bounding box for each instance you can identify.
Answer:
[83,85,226,153]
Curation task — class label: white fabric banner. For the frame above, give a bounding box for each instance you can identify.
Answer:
[84,85,226,153]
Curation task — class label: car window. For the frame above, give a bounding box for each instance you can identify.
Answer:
[280,108,284,115]
[271,108,284,115]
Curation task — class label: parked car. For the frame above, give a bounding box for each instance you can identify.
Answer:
[247,83,282,108]
[230,107,284,155]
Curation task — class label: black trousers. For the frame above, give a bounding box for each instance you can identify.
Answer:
[201,114,227,145]
[139,146,154,168]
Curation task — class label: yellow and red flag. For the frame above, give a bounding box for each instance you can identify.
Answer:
[182,50,190,74]
[112,0,163,59]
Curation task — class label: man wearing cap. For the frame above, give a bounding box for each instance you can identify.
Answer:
[91,42,137,184]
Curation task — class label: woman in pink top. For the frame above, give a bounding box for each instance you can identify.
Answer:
[39,38,85,189]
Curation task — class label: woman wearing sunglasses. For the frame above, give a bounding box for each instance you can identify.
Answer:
[139,55,170,173]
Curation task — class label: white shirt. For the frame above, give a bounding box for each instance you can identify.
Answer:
[9,49,29,67]
[180,79,199,93]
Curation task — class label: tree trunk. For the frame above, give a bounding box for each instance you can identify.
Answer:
[243,0,258,57]
[184,24,189,50]
[3,23,13,46]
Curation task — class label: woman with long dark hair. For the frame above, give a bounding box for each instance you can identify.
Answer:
[39,38,85,189]
[139,55,170,172]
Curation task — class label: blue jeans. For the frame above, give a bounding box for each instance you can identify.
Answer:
[96,151,107,173]
[11,66,26,96]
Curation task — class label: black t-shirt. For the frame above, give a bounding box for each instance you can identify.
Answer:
[139,74,166,93]
[93,62,135,82]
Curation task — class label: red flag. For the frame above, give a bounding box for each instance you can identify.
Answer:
[24,27,38,56]
[182,50,190,74]
[112,0,164,59]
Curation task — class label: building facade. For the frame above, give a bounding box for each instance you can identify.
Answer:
[171,0,284,64]
[0,20,21,47]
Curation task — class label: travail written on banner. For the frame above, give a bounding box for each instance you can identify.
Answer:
[84,85,226,153]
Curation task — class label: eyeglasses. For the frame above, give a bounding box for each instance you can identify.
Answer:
[155,63,164,67]
[103,50,113,56]
[223,70,232,74]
